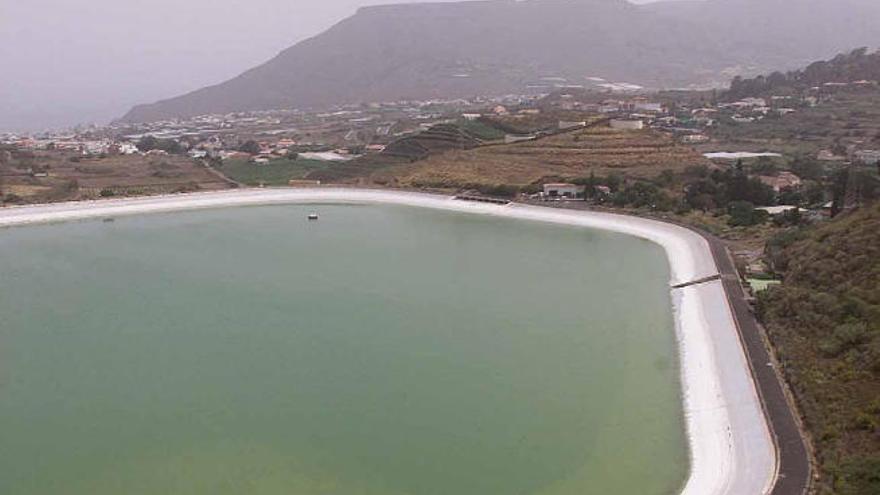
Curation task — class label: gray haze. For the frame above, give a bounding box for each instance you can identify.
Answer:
[0,0,664,132]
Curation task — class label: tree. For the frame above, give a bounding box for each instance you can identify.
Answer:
[777,186,803,206]
[605,173,622,193]
[714,165,776,206]
[612,182,674,211]
[239,140,261,155]
[728,201,768,227]
[136,136,159,152]
[684,179,720,211]
[658,169,675,186]
[136,136,183,154]
[751,157,778,176]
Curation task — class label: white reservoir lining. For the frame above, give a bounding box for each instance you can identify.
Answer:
[0,188,777,495]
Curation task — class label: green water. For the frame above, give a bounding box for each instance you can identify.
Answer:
[0,204,687,495]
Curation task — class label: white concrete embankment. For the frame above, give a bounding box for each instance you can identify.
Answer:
[0,188,777,495]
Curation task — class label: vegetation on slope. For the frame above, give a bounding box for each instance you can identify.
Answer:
[456,119,507,141]
[303,123,487,184]
[759,203,880,495]
[381,124,482,161]
[711,90,880,158]
[728,48,880,100]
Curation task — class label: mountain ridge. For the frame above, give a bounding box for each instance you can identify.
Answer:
[121,0,880,123]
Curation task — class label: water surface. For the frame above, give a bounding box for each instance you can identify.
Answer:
[0,204,687,494]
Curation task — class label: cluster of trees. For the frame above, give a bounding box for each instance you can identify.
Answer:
[607,181,674,210]
[136,136,184,154]
[830,166,880,215]
[728,48,880,100]
[567,161,835,227]
[238,140,261,155]
[683,162,776,213]
[545,165,777,221]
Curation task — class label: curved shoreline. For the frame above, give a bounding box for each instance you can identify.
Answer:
[0,188,778,495]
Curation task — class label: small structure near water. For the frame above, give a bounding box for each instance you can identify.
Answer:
[542,183,585,200]
[454,194,510,205]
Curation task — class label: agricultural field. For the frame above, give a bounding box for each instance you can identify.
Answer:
[455,119,507,141]
[379,124,708,190]
[0,150,231,204]
[216,157,334,186]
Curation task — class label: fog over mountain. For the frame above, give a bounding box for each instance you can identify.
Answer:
[3,0,877,129]
[0,0,477,132]
[121,0,880,123]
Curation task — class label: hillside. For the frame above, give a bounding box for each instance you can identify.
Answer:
[759,204,880,495]
[648,0,880,71]
[120,0,880,123]
[299,122,488,183]
[382,124,483,160]
[374,123,706,190]
[727,48,880,100]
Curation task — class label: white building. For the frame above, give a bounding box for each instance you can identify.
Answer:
[756,206,801,216]
[610,119,645,130]
[634,102,663,113]
[543,183,585,199]
[558,121,587,130]
[682,134,710,144]
[855,150,880,165]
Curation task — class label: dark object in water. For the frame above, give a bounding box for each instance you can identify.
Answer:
[308,213,319,221]
[102,218,115,223]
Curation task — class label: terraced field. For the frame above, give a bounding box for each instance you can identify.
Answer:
[307,124,484,184]
[380,124,707,189]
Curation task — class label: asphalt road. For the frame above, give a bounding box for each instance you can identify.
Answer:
[699,229,812,495]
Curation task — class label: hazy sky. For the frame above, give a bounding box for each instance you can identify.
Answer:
[0,0,664,132]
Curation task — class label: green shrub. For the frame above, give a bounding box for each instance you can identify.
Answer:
[836,456,880,495]
[819,322,872,358]
[727,201,769,226]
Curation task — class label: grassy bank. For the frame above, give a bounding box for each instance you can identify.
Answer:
[216,158,333,186]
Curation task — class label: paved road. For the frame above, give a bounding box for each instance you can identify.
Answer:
[697,229,812,495]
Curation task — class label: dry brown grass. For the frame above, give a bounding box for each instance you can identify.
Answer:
[380,125,708,188]
[1,152,231,204]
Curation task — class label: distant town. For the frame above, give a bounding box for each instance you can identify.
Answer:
[3,75,877,209]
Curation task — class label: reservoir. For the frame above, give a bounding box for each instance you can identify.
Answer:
[0,203,688,495]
